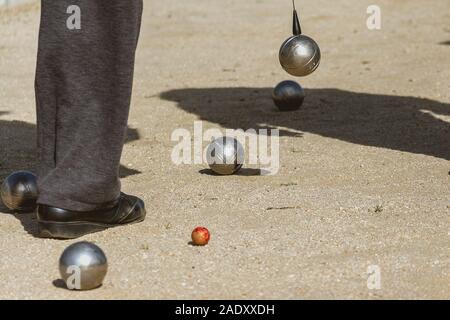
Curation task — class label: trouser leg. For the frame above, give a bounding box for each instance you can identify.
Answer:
[35,0,143,211]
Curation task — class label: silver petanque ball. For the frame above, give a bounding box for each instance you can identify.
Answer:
[206,137,244,175]
[0,171,38,212]
[279,35,321,77]
[59,241,108,291]
[272,80,305,111]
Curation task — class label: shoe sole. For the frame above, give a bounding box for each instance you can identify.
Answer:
[37,217,145,240]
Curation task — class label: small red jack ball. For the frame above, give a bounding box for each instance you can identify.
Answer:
[191,227,210,246]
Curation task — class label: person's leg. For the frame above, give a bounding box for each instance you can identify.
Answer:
[36,0,143,211]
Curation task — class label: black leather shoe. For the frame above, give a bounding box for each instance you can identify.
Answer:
[37,193,146,239]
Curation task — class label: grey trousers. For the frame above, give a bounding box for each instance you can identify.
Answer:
[35,0,143,211]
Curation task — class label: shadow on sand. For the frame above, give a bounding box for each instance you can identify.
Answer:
[160,87,450,161]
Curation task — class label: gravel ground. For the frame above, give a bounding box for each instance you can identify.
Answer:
[0,0,449,299]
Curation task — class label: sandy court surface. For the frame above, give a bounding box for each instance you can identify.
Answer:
[0,0,449,299]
